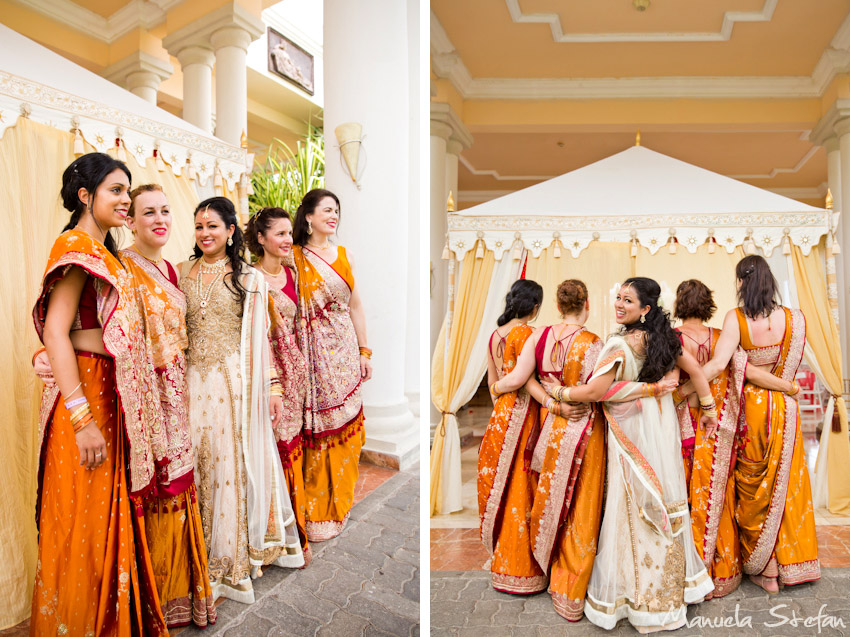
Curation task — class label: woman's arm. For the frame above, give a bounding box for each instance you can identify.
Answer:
[744,364,798,394]
[495,332,539,394]
[486,346,499,405]
[347,253,372,381]
[677,349,719,436]
[542,368,617,403]
[42,267,107,470]
[525,377,590,419]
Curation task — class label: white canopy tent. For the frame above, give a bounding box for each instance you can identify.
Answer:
[431,144,850,521]
[0,25,251,628]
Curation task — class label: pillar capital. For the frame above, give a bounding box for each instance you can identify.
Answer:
[431,101,473,150]
[163,3,263,58]
[176,45,215,69]
[210,26,256,53]
[102,51,173,102]
[825,136,841,154]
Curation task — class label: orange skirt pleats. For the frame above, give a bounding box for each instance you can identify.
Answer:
[31,353,162,636]
[279,439,312,565]
[142,484,217,628]
[548,418,606,620]
[489,409,548,594]
[735,387,819,585]
[689,420,741,598]
[303,415,365,542]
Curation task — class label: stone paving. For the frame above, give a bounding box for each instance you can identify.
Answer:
[431,568,850,636]
[179,464,420,637]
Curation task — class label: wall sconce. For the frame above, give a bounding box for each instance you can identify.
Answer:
[334,122,366,189]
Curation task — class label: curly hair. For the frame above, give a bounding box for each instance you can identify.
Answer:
[60,152,131,259]
[497,279,543,326]
[621,277,682,382]
[245,207,291,256]
[556,279,588,316]
[674,279,717,322]
[192,197,251,306]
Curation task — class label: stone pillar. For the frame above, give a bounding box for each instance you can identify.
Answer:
[102,51,173,104]
[176,46,215,133]
[836,122,850,378]
[211,26,257,145]
[826,136,847,376]
[446,139,461,208]
[323,0,418,469]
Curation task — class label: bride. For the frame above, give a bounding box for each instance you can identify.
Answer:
[543,277,715,632]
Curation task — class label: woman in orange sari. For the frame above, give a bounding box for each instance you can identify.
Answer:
[247,207,311,564]
[493,280,605,617]
[679,257,819,593]
[479,279,546,593]
[31,154,170,635]
[292,189,372,542]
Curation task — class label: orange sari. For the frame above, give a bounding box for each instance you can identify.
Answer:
[478,324,547,594]
[530,329,605,620]
[267,269,311,563]
[685,328,746,599]
[293,245,364,542]
[734,307,820,585]
[31,231,168,636]
[123,249,216,628]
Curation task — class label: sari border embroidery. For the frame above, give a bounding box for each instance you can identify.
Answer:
[491,572,548,594]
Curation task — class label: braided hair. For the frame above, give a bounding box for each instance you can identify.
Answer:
[60,152,130,259]
[192,197,250,306]
[621,277,682,382]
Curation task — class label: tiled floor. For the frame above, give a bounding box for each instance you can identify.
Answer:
[0,459,398,636]
[431,393,850,571]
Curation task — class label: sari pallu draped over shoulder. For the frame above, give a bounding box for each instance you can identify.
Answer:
[686,329,746,599]
[31,231,168,636]
[478,324,547,594]
[734,307,820,585]
[529,329,606,621]
[34,230,193,498]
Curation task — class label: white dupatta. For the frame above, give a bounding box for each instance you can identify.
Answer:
[239,268,303,569]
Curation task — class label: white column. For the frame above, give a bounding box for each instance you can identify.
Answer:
[211,27,253,145]
[836,123,850,378]
[430,120,450,431]
[446,139,461,205]
[826,135,847,377]
[125,72,160,102]
[102,51,172,105]
[324,0,418,469]
[176,46,214,133]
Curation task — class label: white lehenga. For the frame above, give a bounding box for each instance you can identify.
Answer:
[182,264,303,604]
[584,335,713,631]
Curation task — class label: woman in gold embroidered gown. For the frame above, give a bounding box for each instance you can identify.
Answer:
[246,207,311,565]
[677,256,819,593]
[292,189,372,542]
[179,197,303,603]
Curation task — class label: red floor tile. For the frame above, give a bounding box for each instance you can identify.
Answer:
[352,461,397,506]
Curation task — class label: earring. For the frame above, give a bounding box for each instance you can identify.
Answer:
[640,314,646,324]
[307,219,313,235]
[227,236,233,247]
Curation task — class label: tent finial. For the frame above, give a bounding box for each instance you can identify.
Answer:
[635,130,641,146]
[447,190,455,213]
[826,188,833,210]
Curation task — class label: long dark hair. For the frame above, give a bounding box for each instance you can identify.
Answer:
[736,255,780,319]
[60,152,131,259]
[245,207,291,256]
[193,197,250,305]
[497,279,543,326]
[621,277,682,382]
[293,188,340,246]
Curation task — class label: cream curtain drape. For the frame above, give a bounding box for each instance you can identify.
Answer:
[0,119,200,629]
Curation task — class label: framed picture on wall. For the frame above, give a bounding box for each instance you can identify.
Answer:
[267,27,314,95]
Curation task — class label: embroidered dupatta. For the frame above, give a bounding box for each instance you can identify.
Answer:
[292,245,362,438]
[33,231,189,497]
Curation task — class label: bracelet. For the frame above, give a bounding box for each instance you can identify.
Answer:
[490,381,500,396]
[68,403,91,423]
[561,387,572,403]
[545,397,555,412]
[269,385,283,397]
[73,413,94,433]
[32,346,46,367]
[64,396,88,410]
[64,381,83,400]
[789,380,800,395]
[701,406,718,419]
[359,346,372,359]
[698,393,715,406]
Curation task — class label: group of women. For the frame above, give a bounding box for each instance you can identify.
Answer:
[30,152,371,635]
[479,260,820,633]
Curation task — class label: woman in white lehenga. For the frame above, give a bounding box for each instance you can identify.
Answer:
[543,278,716,632]
[180,197,304,604]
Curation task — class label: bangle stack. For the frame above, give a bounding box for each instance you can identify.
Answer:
[490,381,501,397]
[672,388,685,403]
[788,380,800,395]
[545,397,556,412]
[699,394,718,419]
[555,386,571,402]
[69,402,94,433]
[359,346,372,359]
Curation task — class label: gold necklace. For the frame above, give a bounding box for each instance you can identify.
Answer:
[130,244,163,265]
[259,262,283,277]
[307,242,332,250]
[196,257,227,319]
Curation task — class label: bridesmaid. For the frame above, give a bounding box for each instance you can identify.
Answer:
[246,206,312,565]
[292,189,372,542]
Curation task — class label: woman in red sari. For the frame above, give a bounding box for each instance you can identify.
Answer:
[31,154,169,635]
[247,207,311,564]
[292,189,372,542]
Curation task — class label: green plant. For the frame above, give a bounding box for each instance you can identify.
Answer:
[249,125,324,217]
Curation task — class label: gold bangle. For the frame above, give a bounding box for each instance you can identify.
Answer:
[73,413,94,433]
[672,388,684,403]
[69,404,91,423]
[562,387,572,403]
[360,346,372,359]
[490,381,500,396]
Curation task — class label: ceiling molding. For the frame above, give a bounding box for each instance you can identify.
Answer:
[458,189,514,202]
[727,145,819,179]
[11,0,185,44]
[504,0,777,43]
[430,9,850,100]
[458,155,553,181]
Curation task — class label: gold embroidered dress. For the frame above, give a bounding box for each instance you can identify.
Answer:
[584,335,713,631]
[181,263,303,604]
[293,245,365,542]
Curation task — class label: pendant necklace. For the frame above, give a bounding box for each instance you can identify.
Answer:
[196,257,227,319]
